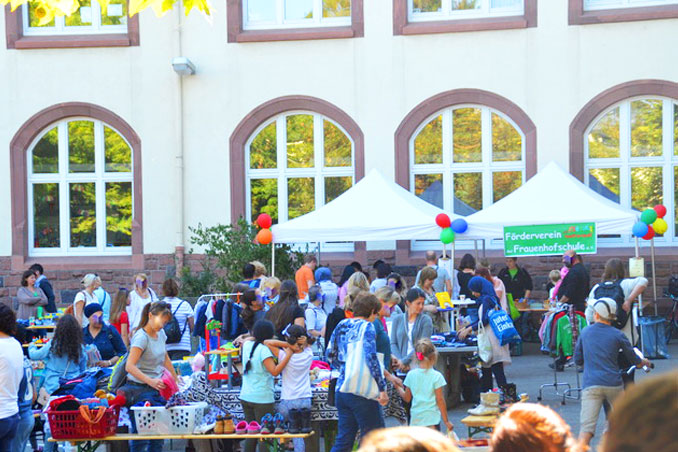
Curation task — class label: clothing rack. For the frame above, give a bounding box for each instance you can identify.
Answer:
[196,292,242,304]
[562,305,583,404]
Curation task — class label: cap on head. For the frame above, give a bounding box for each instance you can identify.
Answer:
[84,303,103,318]
[593,297,617,321]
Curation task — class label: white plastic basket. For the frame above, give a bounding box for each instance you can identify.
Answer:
[131,402,208,435]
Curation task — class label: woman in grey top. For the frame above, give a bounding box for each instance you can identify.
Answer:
[390,288,433,372]
[17,270,47,320]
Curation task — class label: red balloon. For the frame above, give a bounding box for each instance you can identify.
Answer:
[435,213,451,228]
[256,228,273,245]
[642,225,655,241]
[654,205,667,219]
[256,213,272,229]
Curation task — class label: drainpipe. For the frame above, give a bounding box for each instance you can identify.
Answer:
[174,5,186,273]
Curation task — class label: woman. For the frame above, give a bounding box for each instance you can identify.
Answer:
[0,304,23,451]
[337,265,356,308]
[327,292,388,452]
[251,261,267,287]
[390,288,434,372]
[161,279,194,361]
[265,280,305,339]
[241,289,267,334]
[315,267,338,315]
[457,254,477,300]
[110,288,131,347]
[387,272,408,311]
[83,303,127,367]
[128,273,158,331]
[124,301,180,452]
[73,273,100,327]
[417,266,449,333]
[458,277,511,393]
[476,267,509,313]
[305,286,327,339]
[262,276,281,308]
[16,270,47,320]
[325,272,370,347]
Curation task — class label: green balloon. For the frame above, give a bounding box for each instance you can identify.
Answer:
[440,228,455,244]
[640,209,658,225]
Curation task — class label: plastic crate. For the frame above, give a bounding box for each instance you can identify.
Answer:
[47,405,120,440]
[131,402,208,435]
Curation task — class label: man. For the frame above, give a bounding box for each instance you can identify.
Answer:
[295,254,317,300]
[29,263,56,313]
[557,250,590,313]
[414,251,452,295]
[239,263,260,288]
[369,262,391,293]
[574,297,650,448]
[497,257,533,302]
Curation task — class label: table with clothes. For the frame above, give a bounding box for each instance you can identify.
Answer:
[430,334,478,407]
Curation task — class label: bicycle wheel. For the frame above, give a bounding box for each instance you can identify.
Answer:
[665,314,675,343]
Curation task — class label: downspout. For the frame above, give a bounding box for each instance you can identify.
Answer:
[174,4,186,272]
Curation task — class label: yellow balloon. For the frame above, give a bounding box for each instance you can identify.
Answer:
[653,218,668,235]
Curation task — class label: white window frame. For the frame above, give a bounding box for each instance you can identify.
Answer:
[243,0,351,30]
[409,105,526,251]
[584,97,678,247]
[245,111,355,251]
[27,118,134,257]
[22,1,128,36]
[584,0,678,12]
[408,0,524,22]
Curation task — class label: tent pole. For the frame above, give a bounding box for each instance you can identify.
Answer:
[474,240,478,262]
[651,237,658,316]
[634,237,639,258]
[271,242,275,278]
[442,243,446,259]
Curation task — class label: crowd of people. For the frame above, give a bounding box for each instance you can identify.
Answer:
[0,251,673,452]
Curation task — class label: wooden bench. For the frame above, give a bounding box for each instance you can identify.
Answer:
[460,415,497,438]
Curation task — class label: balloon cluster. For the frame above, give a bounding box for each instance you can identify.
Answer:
[632,205,667,240]
[435,214,468,244]
[255,214,273,245]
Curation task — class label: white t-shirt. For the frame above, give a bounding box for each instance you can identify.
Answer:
[318,281,339,315]
[128,289,157,330]
[74,290,97,327]
[305,305,327,333]
[278,347,313,400]
[164,297,194,352]
[0,337,24,418]
[369,278,388,293]
[587,277,648,344]
[406,321,415,358]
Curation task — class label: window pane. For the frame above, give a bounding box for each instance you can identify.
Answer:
[104,127,131,172]
[287,115,314,168]
[452,0,481,11]
[28,1,55,27]
[453,108,482,163]
[413,0,442,12]
[324,120,351,167]
[454,172,482,215]
[493,171,522,203]
[288,178,315,219]
[631,99,662,158]
[106,182,132,247]
[69,183,96,247]
[589,168,620,203]
[248,0,276,22]
[65,0,93,27]
[251,179,278,223]
[414,174,443,209]
[631,167,663,212]
[250,122,277,169]
[323,0,350,17]
[491,0,521,8]
[33,183,59,248]
[101,0,128,26]
[674,103,678,156]
[414,116,443,164]
[325,176,352,203]
[588,107,619,158]
[285,0,313,20]
[32,127,59,174]
[68,121,95,173]
[492,113,521,162]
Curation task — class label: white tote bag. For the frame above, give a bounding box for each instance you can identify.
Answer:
[477,305,493,364]
[338,320,383,400]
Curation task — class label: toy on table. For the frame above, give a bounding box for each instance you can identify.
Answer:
[436,292,452,309]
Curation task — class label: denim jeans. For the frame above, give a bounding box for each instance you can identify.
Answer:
[277,398,312,452]
[330,392,384,452]
[0,413,20,452]
[123,382,164,452]
[9,408,34,452]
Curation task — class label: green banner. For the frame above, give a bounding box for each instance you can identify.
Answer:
[503,223,597,257]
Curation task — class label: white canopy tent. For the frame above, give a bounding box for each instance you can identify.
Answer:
[463,162,638,239]
[271,169,455,243]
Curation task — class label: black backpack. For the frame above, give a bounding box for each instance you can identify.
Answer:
[164,301,189,344]
[594,280,628,329]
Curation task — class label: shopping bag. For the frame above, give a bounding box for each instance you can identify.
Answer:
[477,306,493,364]
[338,321,383,400]
[639,316,669,359]
[489,308,521,346]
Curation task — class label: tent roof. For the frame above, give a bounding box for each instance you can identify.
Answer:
[464,162,637,238]
[271,169,450,243]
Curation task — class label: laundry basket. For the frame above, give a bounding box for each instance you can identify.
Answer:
[168,402,208,433]
[48,405,120,439]
[131,402,208,435]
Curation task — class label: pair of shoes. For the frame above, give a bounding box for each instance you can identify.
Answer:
[273,413,286,434]
[288,408,312,434]
[260,413,274,434]
[500,384,519,404]
[214,413,235,434]
[235,421,261,434]
[467,392,500,416]
[548,362,564,372]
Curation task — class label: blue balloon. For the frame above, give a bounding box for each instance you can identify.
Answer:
[632,221,649,238]
[451,218,468,234]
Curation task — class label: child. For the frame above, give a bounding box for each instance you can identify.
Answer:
[548,270,561,305]
[396,339,454,432]
[574,297,650,448]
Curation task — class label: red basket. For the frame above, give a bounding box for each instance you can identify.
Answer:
[47,405,120,440]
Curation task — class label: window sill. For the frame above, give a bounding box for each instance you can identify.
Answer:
[569,3,678,25]
[398,16,530,35]
[11,34,134,49]
[12,254,144,271]
[230,25,358,43]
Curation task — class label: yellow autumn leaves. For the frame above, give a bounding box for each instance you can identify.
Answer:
[2,0,211,25]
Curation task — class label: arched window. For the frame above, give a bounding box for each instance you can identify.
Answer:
[27,119,133,256]
[245,112,354,223]
[584,96,678,242]
[409,105,526,216]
